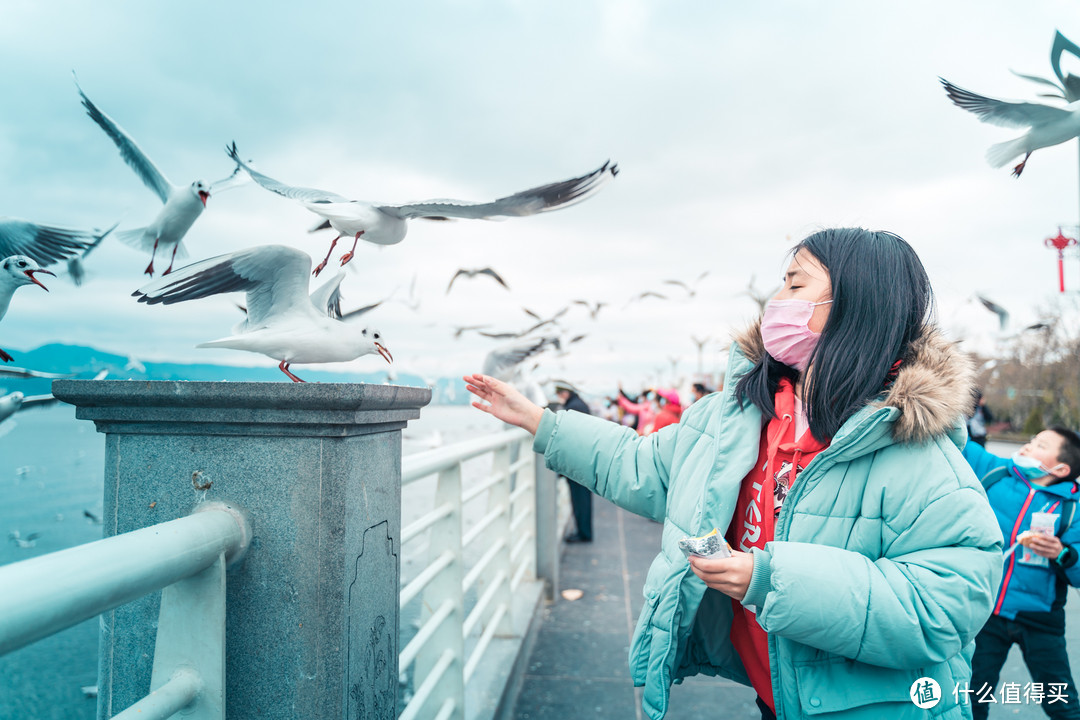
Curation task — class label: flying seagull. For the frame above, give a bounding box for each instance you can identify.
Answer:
[479,335,561,406]
[0,256,55,362]
[65,220,120,286]
[663,271,709,299]
[624,290,668,308]
[0,391,58,424]
[446,267,510,294]
[227,142,618,276]
[133,245,392,382]
[571,299,607,320]
[940,77,1080,177]
[975,294,1010,332]
[76,76,248,275]
[0,365,70,379]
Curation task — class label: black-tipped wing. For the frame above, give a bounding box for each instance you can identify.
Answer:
[481,336,559,377]
[940,78,1068,129]
[385,161,618,220]
[134,245,313,327]
[0,217,96,266]
[75,77,173,203]
[226,143,349,203]
[0,365,71,379]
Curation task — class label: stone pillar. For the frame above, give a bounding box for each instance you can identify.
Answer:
[51,380,430,720]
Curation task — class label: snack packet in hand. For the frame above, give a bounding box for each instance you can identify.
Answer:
[678,528,733,560]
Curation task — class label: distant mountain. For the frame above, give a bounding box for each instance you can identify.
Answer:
[0,343,471,404]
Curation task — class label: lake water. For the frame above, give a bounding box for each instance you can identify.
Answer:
[0,401,509,720]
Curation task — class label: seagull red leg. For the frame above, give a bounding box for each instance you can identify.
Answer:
[144,239,160,276]
[0,348,12,363]
[339,231,366,266]
[278,360,307,383]
[313,235,342,277]
[163,245,180,275]
[1012,153,1031,178]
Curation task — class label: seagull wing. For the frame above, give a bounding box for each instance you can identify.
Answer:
[75,77,174,203]
[385,161,618,220]
[940,79,1070,129]
[226,143,349,203]
[309,271,347,317]
[478,267,510,289]
[134,245,313,327]
[0,217,96,266]
[446,269,467,294]
[208,163,252,195]
[339,300,385,322]
[0,365,70,379]
[20,394,58,410]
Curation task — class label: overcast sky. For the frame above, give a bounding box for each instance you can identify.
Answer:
[2,1,1079,395]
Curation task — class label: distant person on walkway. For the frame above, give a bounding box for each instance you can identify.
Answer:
[962,427,1080,720]
[967,389,994,447]
[465,228,1001,720]
[555,382,594,543]
[691,382,712,404]
[651,389,682,432]
[617,387,657,435]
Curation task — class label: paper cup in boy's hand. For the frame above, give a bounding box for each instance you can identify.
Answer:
[678,528,733,560]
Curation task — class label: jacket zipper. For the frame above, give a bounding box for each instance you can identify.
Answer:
[995,487,1037,615]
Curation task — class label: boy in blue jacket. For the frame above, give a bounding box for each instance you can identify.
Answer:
[963,426,1080,719]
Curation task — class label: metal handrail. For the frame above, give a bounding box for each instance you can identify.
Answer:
[398,427,548,720]
[0,507,247,656]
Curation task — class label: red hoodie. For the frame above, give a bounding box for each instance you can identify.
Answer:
[726,378,829,712]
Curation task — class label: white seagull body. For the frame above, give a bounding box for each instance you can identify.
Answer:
[0,391,58,424]
[133,245,392,382]
[227,142,618,275]
[941,77,1080,177]
[0,255,55,362]
[76,78,246,275]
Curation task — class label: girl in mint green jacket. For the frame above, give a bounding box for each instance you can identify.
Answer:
[466,228,1003,719]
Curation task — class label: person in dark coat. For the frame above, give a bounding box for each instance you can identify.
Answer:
[556,382,594,542]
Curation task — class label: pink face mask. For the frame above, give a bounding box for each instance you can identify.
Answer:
[761,298,832,371]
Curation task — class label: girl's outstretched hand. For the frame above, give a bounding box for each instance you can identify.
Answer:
[463,374,545,435]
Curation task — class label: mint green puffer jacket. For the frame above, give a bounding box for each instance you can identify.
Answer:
[533,325,1003,719]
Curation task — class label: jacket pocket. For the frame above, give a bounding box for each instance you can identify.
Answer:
[630,592,661,684]
[794,658,916,715]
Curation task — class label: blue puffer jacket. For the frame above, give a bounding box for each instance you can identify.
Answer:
[962,441,1080,621]
[533,324,1003,719]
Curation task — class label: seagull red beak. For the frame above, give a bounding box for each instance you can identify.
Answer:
[375,342,393,364]
[25,268,55,291]
[198,190,209,207]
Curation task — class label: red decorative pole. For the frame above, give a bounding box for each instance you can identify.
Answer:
[1045,228,1077,293]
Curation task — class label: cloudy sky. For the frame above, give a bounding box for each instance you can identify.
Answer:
[2,1,1079,395]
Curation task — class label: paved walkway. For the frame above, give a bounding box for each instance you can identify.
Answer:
[511,491,1080,720]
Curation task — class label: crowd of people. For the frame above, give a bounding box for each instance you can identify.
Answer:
[465,227,1080,720]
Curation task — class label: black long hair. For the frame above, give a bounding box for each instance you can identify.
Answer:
[735,228,934,442]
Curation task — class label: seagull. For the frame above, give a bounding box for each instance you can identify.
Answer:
[663,271,709,299]
[481,335,561,406]
[65,220,120,286]
[624,290,667,308]
[451,324,490,339]
[76,77,248,276]
[976,294,1010,332]
[8,530,40,549]
[0,391,59,423]
[520,306,569,335]
[0,365,70,379]
[940,77,1080,177]
[741,274,778,314]
[0,216,98,268]
[227,143,619,276]
[446,267,510,294]
[1010,31,1080,103]
[0,256,55,362]
[133,245,393,382]
[477,330,523,340]
[571,299,607,320]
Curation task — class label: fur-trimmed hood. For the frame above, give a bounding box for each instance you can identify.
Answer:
[732,320,976,444]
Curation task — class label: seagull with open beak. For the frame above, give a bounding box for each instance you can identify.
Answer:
[0,255,55,362]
